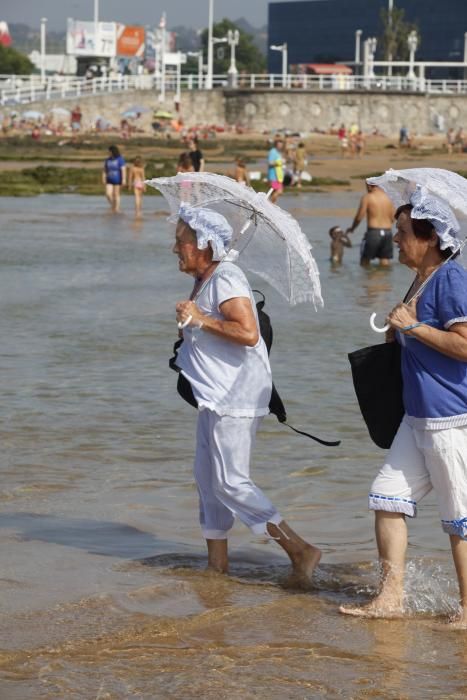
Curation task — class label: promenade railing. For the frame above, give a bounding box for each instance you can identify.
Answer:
[2,72,467,106]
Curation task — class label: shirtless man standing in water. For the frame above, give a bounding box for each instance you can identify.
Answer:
[346,184,395,266]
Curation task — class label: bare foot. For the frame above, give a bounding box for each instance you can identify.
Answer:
[285,544,321,589]
[339,594,404,619]
[446,610,467,629]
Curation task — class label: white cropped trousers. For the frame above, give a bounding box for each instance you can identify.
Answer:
[193,409,282,539]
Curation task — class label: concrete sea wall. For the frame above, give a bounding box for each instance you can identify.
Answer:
[25,88,467,136]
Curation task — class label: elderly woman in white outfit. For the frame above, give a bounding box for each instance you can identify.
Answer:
[173,204,321,582]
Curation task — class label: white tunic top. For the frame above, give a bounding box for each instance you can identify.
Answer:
[176,262,272,417]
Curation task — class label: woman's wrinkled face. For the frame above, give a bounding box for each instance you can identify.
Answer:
[394,211,432,269]
[173,220,199,275]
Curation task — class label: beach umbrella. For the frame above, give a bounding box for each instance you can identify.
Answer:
[22,110,44,120]
[125,104,151,114]
[153,109,173,120]
[147,172,323,308]
[49,106,71,117]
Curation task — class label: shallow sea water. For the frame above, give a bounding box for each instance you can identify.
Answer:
[0,194,465,699]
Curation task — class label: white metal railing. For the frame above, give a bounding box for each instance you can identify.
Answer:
[2,72,467,106]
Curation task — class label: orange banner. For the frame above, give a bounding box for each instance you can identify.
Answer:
[116,25,145,57]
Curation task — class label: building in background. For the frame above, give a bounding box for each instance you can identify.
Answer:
[268,0,467,77]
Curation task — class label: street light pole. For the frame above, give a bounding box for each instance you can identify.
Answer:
[387,0,394,77]
[270,43,287,87]
[159,12,166,103]
[211,36,227,88]
[368,37,377,79]
[94,0,99,55]
[206,0,214,89]
[355,29,362,72]
[40,17,47,84]
[407,30,418,83]
[176,51,182,103]
[227,29,240,87]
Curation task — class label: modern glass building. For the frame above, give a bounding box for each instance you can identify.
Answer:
[268,0,467,75]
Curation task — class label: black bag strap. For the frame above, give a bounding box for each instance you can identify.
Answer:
[253,290,341,447]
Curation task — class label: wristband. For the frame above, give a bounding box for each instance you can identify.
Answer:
[401,322,424,332]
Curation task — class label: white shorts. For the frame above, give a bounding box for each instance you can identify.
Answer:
[369,417,467,539]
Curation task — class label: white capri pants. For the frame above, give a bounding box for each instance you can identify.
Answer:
[193,408,282,539]
[369,417,467,539]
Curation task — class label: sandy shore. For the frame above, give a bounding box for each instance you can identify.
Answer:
[0,132,464,194]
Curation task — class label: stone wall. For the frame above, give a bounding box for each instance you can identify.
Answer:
[23,87,467,136]
[224,89,467,135]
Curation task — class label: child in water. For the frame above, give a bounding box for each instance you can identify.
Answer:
[329,225,352,264]
[234,157,250,186]
[128,156,146,218]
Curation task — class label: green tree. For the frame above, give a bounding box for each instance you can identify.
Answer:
[379,8,419,63]
[200,19,266,74]
[0,44,33,74]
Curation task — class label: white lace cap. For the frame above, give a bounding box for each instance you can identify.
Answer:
[410,185,461,252]
[368,168,466,253]
[178,203,233,261]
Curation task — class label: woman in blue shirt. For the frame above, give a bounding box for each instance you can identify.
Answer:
[341,184,467,626]
[102,145,126,213]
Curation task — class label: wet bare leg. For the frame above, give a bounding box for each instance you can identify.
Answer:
[267,520,321,588]
[340,511,407,618]
[448,535,467,628]
[135,190,143,218]
[114,185,121,213]
[105,183,114,210]
[206,539,229,574]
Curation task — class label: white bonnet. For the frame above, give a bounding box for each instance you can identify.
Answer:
[178,204,233,261]
[409,185,461,253]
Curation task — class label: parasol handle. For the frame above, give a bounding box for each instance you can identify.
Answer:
[238,188,275,236]
[177,314,193,330]
[370,312,390,333]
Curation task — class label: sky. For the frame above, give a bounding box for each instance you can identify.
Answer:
[1,0,300,32]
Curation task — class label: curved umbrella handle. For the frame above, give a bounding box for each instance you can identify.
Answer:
[370,312,390,333]
[177,314,193,330]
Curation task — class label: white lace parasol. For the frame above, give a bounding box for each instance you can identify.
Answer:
[367,168,467,219]
[147,172,323,308]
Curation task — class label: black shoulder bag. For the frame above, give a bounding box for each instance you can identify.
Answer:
[169,290,340,447]
[347,284,414,450]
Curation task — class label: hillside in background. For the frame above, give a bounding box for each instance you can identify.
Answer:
[8,18,266,58]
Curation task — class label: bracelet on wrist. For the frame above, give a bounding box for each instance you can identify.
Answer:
[401,321,424,332]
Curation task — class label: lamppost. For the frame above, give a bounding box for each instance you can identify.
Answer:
[407,30,418,82]
[227,29,240,87]
[187,50,203,89]
[211,36,227,87]
[159,12,166,102]
[387,0,394,77]
[355,29,362,73]
[367,37,377,79]
[206,0,214,89]
[94,0,99,55]
[40,17,47,84]
[270,42,288,87]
